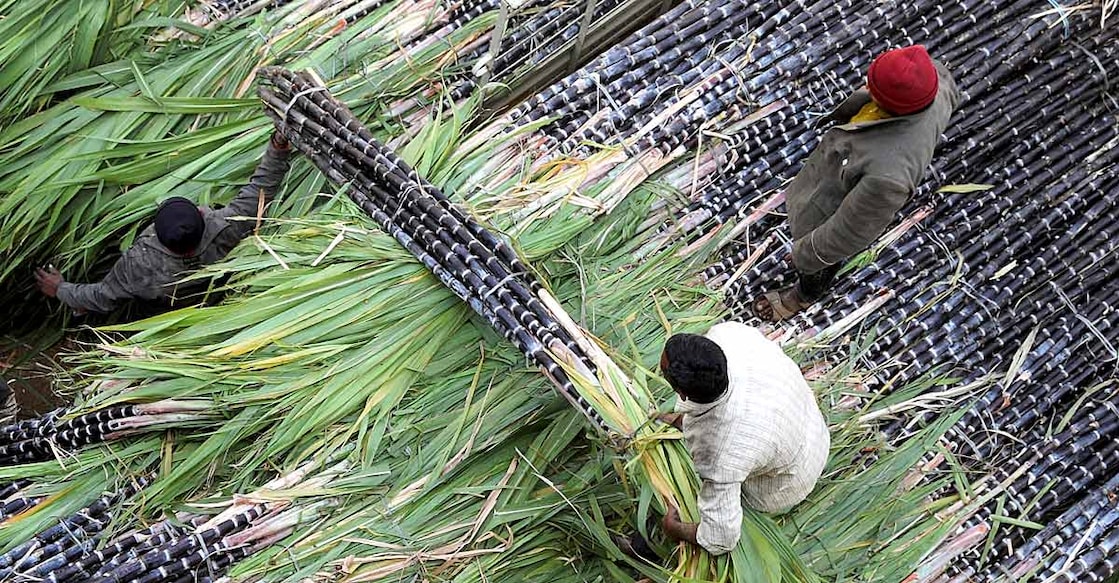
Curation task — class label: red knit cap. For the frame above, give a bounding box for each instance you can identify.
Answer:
[867,45,939,115]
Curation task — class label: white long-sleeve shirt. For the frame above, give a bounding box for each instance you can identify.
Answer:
[674,322,830,554]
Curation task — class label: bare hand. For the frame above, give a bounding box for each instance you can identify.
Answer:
[661,504,681,532]
[661,503,699,545]
[656,412,683,430]
[35,267,63,298]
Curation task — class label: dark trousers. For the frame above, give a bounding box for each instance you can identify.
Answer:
[796,263,842,302]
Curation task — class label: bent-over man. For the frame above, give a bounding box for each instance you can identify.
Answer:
[35,130,294,317]
[657,322,830,555]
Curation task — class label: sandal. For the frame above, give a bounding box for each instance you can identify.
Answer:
[752,286,805,322]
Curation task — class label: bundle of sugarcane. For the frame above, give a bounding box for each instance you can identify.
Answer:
[72,479,338,583]
[0,399,214,466]
[257,66,612,431]
[868,275,1119,549]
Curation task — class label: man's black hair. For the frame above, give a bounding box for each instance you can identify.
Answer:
[155,197,204,255]
[661,333,729,404]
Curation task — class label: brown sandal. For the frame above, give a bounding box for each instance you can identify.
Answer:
[752,286,805,322]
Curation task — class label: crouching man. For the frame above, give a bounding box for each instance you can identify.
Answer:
[657,322,830,554]
[35,130,294,318]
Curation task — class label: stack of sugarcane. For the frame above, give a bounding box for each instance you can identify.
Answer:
[0,399,213,466]
[0,458,344,583]
[0,477,150,579]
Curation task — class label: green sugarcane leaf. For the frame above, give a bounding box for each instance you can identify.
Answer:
[118,16,213,38]
[990,514,1045,530]
[130,60,160,104]
[70,95,257,113]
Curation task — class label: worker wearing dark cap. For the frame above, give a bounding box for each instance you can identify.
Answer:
[35,130,293,316]
[754,45,959,321]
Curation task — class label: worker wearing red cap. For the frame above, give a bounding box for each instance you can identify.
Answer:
[754,45,959,321]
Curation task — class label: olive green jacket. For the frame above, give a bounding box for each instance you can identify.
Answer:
[56,143,292,314]
[787,60,960,274]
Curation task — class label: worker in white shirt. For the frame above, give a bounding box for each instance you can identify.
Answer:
[654,322,831,555]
